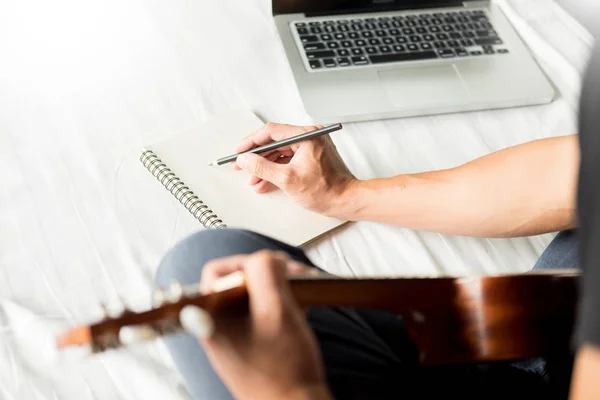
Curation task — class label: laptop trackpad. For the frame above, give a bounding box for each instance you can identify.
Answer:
[378,64,470,108]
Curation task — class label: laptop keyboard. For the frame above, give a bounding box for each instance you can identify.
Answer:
[292,10,508,71]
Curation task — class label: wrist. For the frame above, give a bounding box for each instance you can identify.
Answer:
[328,178,370,220]
[284,384,334,400]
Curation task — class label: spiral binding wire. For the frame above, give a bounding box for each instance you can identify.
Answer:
[140,150,226,229]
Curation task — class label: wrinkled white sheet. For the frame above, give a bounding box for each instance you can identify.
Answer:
[0,0,594,399]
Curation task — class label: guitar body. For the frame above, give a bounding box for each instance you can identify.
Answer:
[58,269,579,365]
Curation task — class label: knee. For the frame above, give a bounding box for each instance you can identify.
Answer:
[154,228,270,287]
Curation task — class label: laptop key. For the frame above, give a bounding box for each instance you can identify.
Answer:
[483,46,495,54]
[327,42,340,49]
[301,35,319,43]
[423,34,435,41]
[416,27,427,34]
[295,22,306,27]
[309,21,322,26]
[389,29,401,36]
[460,39,474,46]
[383,37,394,44]
[439,49,455,58]
[308,59,322,69]
[297,27,308,35]
[497,48,509,54]
[450,32,462,39]
[323,58,337,68]
[447,40,459,47]
[321,34,333,41]
[396,36,408,44]
[474,37,502,46]
[335,33,346,40]
[306,50,336,59]
[351,56,369,65]
[325,25,335,33]
[366,47,378,54]
[393,45,406,52]
[379,46,392,53]
[476,30,497,37]
[348,32,359,39]
[410,35,422,42]
[352,48,364,55]
[362,31,374,38]
[456,48,468,57]
[311,27,323,34]
[369,38,382,46]
[375,30,388,37]
[341,40,353,48]
[402,28,415,35]
[304,42,326,51]
[407,43,418,51]
[392,21,403,28]
[420,42,432,50]
[337,57,351,66]
[338,49,350,56]
[355,39,367,46]
[433,42,446,49]
[369,51,438,64]
[470,50,483,56]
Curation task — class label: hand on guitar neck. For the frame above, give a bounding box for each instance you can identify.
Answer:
[188,251,333,400]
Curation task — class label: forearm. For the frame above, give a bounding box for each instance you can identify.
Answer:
[337,135,579,238]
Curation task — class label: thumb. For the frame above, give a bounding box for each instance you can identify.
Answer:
[236,153,286,187]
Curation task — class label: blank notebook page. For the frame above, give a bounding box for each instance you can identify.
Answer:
[144,109,345,246]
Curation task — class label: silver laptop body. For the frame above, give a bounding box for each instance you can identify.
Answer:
[273,0,555,123]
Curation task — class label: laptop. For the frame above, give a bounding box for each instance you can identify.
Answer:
[273,1,556,123]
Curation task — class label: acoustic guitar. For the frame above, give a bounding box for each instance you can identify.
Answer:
[57,269,579,365]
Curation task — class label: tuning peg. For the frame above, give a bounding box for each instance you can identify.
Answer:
[168,280,184,302]
[153,288,166,307]
[116,293,130,314]
[179,305,214,339]
[100,303,110,318]
[100,302,125,319]
[118,325,159,345]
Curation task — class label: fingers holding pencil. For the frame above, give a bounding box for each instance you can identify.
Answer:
[210,123,339,168]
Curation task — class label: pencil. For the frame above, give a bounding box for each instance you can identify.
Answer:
[208,123,343,167]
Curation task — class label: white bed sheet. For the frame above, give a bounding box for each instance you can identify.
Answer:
[0,0,594,399]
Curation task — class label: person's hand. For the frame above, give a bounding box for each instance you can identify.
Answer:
[232,122,358,217]
[180,251,333,400]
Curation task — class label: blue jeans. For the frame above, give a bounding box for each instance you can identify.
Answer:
[155,230,578,400]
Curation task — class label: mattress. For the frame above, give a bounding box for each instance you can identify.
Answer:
[0,0,594,398]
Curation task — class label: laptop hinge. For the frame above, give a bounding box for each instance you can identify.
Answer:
[305,2,466,17]
[462,1,490,8]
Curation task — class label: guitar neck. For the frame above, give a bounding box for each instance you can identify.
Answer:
[59,270,580,365]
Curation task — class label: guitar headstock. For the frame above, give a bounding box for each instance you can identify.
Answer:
[57,272,248,353]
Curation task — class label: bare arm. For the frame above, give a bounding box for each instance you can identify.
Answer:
[571,345,600,400]
[341,135,580,237]
[234,123,579,239]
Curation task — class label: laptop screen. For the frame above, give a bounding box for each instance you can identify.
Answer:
[273,1,467,16]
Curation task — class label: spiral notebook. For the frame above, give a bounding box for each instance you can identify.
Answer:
[140,109,346,247]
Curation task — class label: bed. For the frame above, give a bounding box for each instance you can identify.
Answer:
[0,0,594,398]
